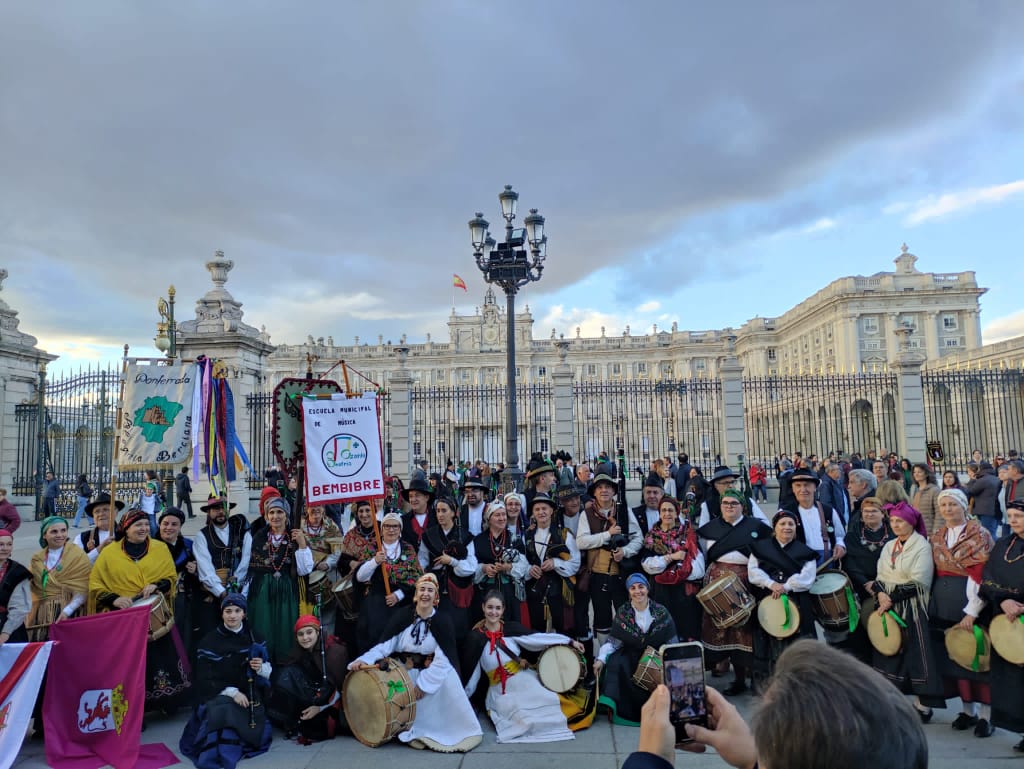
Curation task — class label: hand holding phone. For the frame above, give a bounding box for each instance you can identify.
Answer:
[659,641,708,742]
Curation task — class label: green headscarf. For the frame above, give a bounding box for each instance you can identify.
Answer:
[39,515,67,547]
[721,489,745,504]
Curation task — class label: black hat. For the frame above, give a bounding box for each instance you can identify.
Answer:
[85,491,125,515]
[461,477,487,491]
[710,466,739,483]
[643,472,665,489]
[790,467,821,486]
[200,494,238,513]
[402,477,436,500]
[556,481,582,502]
[587,473,617,497]
[525,452,556,481]
[529,493,557,515]
[428,472,443,483]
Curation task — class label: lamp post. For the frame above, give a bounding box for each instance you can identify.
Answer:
[154,285,177,360]
[470,185,547,492]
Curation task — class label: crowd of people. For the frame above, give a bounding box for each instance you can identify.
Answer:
[4,446,1024,766]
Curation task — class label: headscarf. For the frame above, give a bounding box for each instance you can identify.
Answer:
[482,501,506,526]
[264,497,291,516]
[625,572,649,590]
[159,507,186,524]
[294,614,320,633]
[503,492,525,510]
[381,511,403,529]
[772,509,799,527]
[119,508,149,534]
[0,529,11,540]
[222,592,247,611]
[259,486,282,517]
[721,489,745,504]
[885,501,927,537]
[936,488,969,514]
[416,572,440,592]
[39,516,66,547]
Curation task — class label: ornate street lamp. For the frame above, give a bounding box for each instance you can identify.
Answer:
[470,185,547,491]
[154,285,177,360]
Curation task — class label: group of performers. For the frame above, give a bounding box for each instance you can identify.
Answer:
[5,457,1024,765]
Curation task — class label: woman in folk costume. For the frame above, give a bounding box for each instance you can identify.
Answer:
[0,528,31,644]
[89,507,191,712]
[980,500,1024,752]
[180,593,272,769]
[747,509,818,682]
[27,516,91,640]
[418,495,478,644]
[523,493,580,635]
[267,614,349,744]
[870,501,945,721]
[640,496,705,641]
[473,501,528,623]
[157,507,201,658]
[337,499,377,649]
[463,590,585,743]
[842,494,894,662]
[349,573,482,753]
[928,488,995,737]
[594,573,678,725]
[695,489,772,696]
[300,502,343,634]
[354,511,423,654]
[244,497,313,664]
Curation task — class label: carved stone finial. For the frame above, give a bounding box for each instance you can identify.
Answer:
[394,346,410,368]
[554,338,569,363]
[901,243,909,254]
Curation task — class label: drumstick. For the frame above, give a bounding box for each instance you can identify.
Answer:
[816,555,837,574]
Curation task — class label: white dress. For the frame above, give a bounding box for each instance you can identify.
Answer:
[464,632,575,743]
[354,616,482,752]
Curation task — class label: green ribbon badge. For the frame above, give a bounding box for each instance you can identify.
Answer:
[780,594,791,630]
[1019,615,1024,627]
[971,624,985,672]
[386,679,407,702]
[881,610,908,637]
[845,586,860,633]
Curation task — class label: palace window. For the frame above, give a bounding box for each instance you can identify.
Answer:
[862,317,879,334]
[767,348,777,361]
[945,338,960,347]
[943,314,958,330]
[538,366,547,378]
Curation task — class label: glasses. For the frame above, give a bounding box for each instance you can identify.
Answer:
[720,501,742,507]
[382,524,401,530]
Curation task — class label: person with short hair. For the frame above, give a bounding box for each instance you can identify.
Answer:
[626,639,928,769]
[0,488,22,535]
[910,463,940,534]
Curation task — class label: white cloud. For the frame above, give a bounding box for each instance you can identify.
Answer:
[983,310,1024,345]
[637,300,661,313]
[540,304,669,339]
[888,179,1024,226]
[802,217,837,233]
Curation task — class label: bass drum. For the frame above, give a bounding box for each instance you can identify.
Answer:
[342,659,417,747]
[537,645,585,693]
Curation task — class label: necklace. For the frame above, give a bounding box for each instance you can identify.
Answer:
[890,538,906,568]
[861,525,891,553]
[267,532,289,578]
[1004,535,1024,565]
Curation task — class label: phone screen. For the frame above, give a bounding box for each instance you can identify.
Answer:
[661,642,707,741]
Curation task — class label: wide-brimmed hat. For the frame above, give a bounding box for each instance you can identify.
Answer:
[556,480,582,502]
[587,473,617,497]
[525,456,557,482]
[402,477,436,500]
[528,493,557,515]
[461,477,488,492]
[710,466,739,483]
[200,495,238,513]
[789,467,821,486]
[85,491,125,515]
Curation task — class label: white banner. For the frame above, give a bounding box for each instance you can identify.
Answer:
[120,364,196,470]
[0,642,53,769]
[303,392,384,504]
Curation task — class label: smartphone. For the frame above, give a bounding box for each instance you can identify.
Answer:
[659,641,708,742]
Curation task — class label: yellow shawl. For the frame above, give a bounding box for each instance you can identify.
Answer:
[29,543,92,603]
[88,537,176,614]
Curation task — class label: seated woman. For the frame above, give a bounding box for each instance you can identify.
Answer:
[593,573,678,725]
[267,614,349,743]
[349,573,482,753]
[747,509,818,683]
[89,507,191,713]
[640,496,705,641]
[463,590,584,743]
[180,594,272,769]
[354,511,423,653]
[27,516,91,640]
[0,528,31,644]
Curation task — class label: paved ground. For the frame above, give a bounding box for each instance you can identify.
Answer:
[8,491,1024,766]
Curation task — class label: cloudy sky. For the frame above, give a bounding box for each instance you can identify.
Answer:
[3,2,1024,373]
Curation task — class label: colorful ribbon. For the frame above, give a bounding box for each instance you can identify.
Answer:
[191,358,254,496]
[386,679,407,702]
[845,587,860,633]
[971,624,985,672]
[780,594,791,629]
[881,610,907,637]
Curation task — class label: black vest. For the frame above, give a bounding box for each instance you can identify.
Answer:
[420,525,474,595]
[0,560,30,619]
[200,515,247,573]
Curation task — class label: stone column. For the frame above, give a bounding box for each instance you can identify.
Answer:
[719,337,746,467]
[389,347,414,483]
[551,339,575,455]
[924,310,940,360]
[964,309,981,351]
[892,328,928,463]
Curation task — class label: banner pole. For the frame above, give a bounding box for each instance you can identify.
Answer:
[107,345,130,535]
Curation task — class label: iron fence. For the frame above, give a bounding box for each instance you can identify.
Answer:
[922,368,1024,469]
[573,379,724,477]
[743,373,900,475]
[410,384,553,472]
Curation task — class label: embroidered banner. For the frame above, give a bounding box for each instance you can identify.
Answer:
[303,392,384,504]
[119,364,195,469]
[0,642,52,769]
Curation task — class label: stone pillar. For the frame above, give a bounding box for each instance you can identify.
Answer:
[719,337,746,467]
[389,347,414,482]
[176,251,275,510]
[0,268,58,512]
[924,310,940,360]
[892,328,928,463]
[964,309,981,351]
[551,339,575,455]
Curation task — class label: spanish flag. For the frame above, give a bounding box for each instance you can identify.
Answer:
[453,274,468,291]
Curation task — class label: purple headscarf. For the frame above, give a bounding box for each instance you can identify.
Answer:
[885,501,927,537]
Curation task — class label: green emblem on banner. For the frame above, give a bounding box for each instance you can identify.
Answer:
[134,396,184,443]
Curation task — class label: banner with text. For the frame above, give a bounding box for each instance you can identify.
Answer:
[303,392,384,504]
[120,364,196,470]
